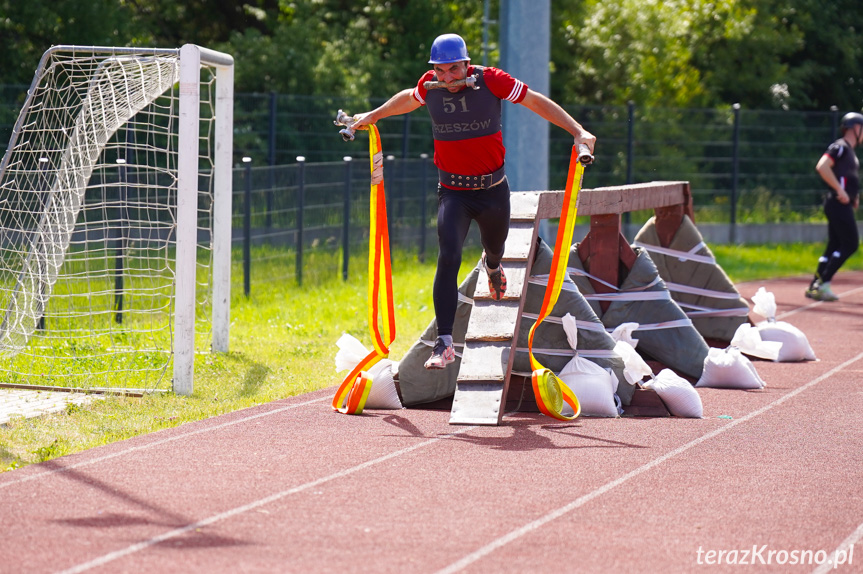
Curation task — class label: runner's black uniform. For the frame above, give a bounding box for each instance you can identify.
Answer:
[814,138,860,284]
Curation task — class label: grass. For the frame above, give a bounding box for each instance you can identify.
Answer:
[0,245,470,471]
[1,240,861,472]
[710,242,863,282]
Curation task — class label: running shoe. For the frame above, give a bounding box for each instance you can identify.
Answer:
[424,337,455,370]
[805,282,839,302]
[817,283,839,302]
[486,260,507,301]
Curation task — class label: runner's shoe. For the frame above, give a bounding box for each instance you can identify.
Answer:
[817,283,839,302]
[424,337,455,370]
[485,259,507,301]
[805,279,821,300]
[805,282,839,302]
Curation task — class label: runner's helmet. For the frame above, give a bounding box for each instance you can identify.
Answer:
[840,112,863,133]
[428,34,470,64]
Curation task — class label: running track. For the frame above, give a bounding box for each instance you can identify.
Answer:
[2,273,863,573]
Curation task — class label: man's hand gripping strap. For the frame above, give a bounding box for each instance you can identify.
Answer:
[527,146,585,421]
[332,124,396,414]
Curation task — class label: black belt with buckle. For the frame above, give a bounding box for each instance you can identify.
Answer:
[438,164,506,189]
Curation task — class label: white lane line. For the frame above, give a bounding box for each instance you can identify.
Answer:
[0,396,330,490]
[436,350,863,574]
[812,521,863,574]
[58,425,476,574]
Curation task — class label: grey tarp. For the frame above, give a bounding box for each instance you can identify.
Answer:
[396,265,479,407]
[397,239,628,407]
[633,215,749,341]
[569,244,710,380]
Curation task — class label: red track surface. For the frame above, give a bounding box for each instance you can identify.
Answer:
[3,273,863,573]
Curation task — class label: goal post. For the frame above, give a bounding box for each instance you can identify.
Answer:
[175,44,234,395]
[0,44,234,396]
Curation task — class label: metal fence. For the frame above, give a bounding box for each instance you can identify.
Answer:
[224,93,839,219]
[1,85,848,291]
[231,155,442,291]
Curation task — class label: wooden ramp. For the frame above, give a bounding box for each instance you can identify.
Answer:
[450,182,692,426]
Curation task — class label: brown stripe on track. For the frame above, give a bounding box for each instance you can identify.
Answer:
[2,272,863,573]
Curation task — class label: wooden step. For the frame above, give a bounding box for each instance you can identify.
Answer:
[464,301,520,342]
[501,222,535,261]
[456,341,509,381]
[449,381,505,425]
[450,340,509,425]
[510,191,542,222]
[474,262,526,301]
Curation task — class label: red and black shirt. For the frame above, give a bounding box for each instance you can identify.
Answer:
[412,65,528,188]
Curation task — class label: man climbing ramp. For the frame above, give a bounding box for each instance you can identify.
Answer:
[350,33,595,369]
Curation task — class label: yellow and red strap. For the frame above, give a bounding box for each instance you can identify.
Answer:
[332,124,396,414]
[527,145,585,421]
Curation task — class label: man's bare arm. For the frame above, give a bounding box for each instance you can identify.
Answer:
[352,89,422,129]
[519,89,596,152]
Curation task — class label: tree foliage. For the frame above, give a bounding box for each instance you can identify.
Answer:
[0,0,143,84]
[776,0,863,110]
[219,0,488,98]
[552,0,800,109]
[0,0,861,110]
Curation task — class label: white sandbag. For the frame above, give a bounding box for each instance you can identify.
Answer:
[751,287,777,320]
[335,333,371,372]
[730,323,782,361]
[335,333,403,409]
[365,359,403,409]
[756,321,817,362]
[643,369,703,418]
[695,347,766,389]
[613,339,653,386]
[610,323,654,386]
[559,314,621,417]
[751,287,817,362]
[610,322,641,348]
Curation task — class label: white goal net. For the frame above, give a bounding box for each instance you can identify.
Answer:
[0,45,233,394]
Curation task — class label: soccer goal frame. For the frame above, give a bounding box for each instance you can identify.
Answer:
[0,44,233,396]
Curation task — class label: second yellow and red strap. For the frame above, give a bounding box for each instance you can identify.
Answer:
[527,145,584,421]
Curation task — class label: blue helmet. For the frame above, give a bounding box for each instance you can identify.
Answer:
[428,34,470,65]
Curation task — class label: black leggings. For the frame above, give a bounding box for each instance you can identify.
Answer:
[817,197,859,283]
[433,179,510,336]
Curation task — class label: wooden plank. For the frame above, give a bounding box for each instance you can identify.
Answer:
[464,301,520,341]
[502,222,535,261]
[449,381,505,425]
[577,181,688,215]
[474,263,526,301]
[510,192,541,221]
[457,341,509,381]
[537,181,689,218]
[537,190,566,219]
